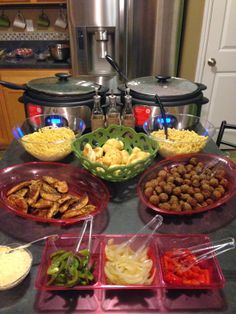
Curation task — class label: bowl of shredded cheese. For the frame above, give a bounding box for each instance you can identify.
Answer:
[143,113,215,157]
[0,244,32,290]
[15,114,86,161]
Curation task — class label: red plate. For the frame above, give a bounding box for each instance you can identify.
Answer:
[0,162,110,225]
[137,153,236,215]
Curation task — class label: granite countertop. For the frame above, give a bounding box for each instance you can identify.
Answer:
[0,57,71,69]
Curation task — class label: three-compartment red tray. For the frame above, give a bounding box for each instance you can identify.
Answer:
[35,233,225,291]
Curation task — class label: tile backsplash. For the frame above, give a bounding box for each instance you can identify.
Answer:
[0,32,69,41]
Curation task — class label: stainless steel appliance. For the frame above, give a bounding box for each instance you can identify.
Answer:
[68,0,185,90]
[0,73,108,129]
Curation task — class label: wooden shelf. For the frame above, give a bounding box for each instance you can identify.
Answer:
[0,0,66,4]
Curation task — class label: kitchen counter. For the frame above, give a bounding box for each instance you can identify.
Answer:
[0,40,70,69]
[0,58,70,69]
[0,139,236,314]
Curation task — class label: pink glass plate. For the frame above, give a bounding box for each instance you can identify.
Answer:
[0,162,110,225]
[137,153,236,215]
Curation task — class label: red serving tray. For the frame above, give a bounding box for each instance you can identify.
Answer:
[35,233,225,291]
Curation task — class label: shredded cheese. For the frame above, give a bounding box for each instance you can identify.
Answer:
[0,246,32,288]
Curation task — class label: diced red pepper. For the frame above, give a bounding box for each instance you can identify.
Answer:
[162,249,211,286]
[165,272,182,285]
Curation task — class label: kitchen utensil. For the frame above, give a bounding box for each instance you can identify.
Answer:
[67,216,93,268]
[13,11,26,29]
[138,153,236,215]
[171,237,235,273]
[0,73,109,129]
[72,124,159,182]
[49,43,70,61]
[2,235,59,254]
[0,162,110,225]
[54,8,67,29]
[121,214,163,256]
[37,10,50,28]
[154,94,169,139]
[0,11,10,28]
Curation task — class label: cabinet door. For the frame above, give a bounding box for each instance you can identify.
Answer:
[1,88,26,139]
[0,1,31,4]
[0,87,11,149]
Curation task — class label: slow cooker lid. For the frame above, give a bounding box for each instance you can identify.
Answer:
[26,73,100,96]
[127,76,201,100]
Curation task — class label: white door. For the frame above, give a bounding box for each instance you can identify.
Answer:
[195,0,236,145]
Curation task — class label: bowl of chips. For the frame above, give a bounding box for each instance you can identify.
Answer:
[143,113,215,157]
[72,125,159,182]
[14,114,86,161]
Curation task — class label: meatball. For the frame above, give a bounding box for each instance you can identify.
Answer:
[180,193,190,201]
[170,203,181,211]
[182,202,192,211]
[183,179,191,185]
[186,164,194,172]
[163,184,173,195]
[159,202,171,210]
[209,178,219,187]
[144,187,153,198]
[206,198,214,205]
[201,183,211,191]
[215,185,225,194]
[173,187,181,196]
[202,190,211,199]
[159,193,169,202]
[212,190,222,200]
[158,170,168,178]
[194,193,204,203]
[220,178,228,188]
[166,176,175,183]
[169,195,179,204]
[149,195,160,205]
[174,177,184,186]
[155,186,163,194]
[189,157,198,166]
[180,184,189,193]
[192,179,200,187]
[187,197,198,208]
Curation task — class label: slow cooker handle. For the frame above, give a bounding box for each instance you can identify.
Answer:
[196,82,207,91]
[105,54,128,85]
[0,80,27,91]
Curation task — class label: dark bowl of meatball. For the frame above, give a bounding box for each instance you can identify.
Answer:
[137,153,236,215]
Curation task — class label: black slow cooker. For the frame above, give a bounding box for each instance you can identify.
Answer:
[106,55,209,128]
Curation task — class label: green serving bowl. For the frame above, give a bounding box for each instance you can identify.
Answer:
[72,125,159,182]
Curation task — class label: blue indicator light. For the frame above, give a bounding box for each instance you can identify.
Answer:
[17,127,24,138]
[157,117,172,124]
[50,118,62,125]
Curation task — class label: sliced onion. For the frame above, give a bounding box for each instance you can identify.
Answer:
[104,239,155,285]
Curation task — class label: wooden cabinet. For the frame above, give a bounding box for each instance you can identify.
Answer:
[0,68,70,148]
[0,0,66,4]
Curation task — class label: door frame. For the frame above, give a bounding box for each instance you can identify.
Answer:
[195,0,214,85]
